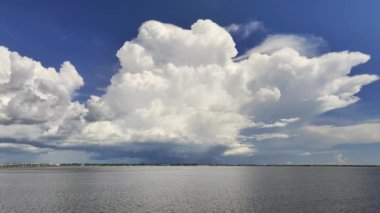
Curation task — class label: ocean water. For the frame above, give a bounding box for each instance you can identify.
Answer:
[0,166,379,212]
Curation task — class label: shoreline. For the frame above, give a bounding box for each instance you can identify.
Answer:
[1,163,380,169]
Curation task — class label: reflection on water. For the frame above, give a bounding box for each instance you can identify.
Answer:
[0,166,379,212]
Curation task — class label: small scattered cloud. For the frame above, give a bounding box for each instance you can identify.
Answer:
[239,133,292,141]
[298,152,311,156]
[225,21,265,38]
[249,117,300,129]
[336,153,349,165]
[222,144,255,156]
[0,143,50,154]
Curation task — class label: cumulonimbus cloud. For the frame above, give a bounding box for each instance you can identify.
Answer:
[81,19,377,157]
[0,19,378,161]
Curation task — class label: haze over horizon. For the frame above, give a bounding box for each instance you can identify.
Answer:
[1,0,380,164]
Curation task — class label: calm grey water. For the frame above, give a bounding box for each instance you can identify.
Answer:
[0,166,379,213]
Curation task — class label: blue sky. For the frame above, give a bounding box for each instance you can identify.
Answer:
[0,0,379,164]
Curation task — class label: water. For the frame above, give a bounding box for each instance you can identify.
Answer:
[0,166,379,212]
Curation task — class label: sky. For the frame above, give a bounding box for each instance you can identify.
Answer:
[0,0,379,164]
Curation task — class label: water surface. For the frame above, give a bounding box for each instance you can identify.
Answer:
[0,166,379,212]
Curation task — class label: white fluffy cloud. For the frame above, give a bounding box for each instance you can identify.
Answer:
[83,20,252,155]
[0,19,378,161]
[81,19,378,157]
[0,46,86,143]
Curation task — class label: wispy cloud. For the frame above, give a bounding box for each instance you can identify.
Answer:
[238,133,292,141]
[305,123,380,144]
[336,153,349,164]
[298,152,311,156]
[249,118,300,128]
[225,21,265,38]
